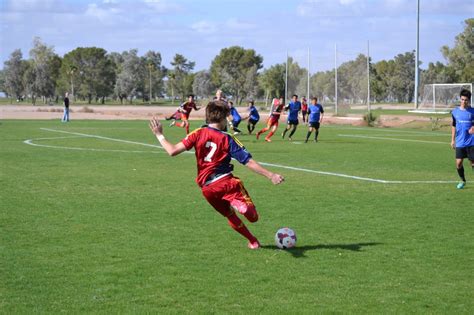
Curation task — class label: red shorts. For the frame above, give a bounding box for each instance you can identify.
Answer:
[267,116,280,127]
[201,175,257,219]
[181,114,189,121]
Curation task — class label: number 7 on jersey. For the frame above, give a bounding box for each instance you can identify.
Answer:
[204,141,217,162]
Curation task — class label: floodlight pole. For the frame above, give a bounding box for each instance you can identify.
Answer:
[285,50,288,104]
[335,43,338,116]
[307,47,310,99]
[367,40,370,113]
[414,0,420,109]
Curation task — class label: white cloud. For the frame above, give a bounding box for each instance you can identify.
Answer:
[225,18,256,31]
[191,20,217,34]
[85,3,121,23]
[143,0,182,13]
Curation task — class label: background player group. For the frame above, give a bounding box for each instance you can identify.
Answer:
[168,91,325,143]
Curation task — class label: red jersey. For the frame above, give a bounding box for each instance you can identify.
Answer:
[270,103,285,120]
[301,101,308,111]
[181,126,252,187]
[180,101,198,117]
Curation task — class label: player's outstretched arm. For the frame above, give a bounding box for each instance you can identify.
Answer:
[245,159,284,185]
[149,117,186,156]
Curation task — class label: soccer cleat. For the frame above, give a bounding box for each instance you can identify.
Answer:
[288,137,292,141]
[247,240,261,250]
[265,138,272,142]
[305,139,308,143]
[169,120,176,127]
[456,182,466,189]
[281,133,285,139]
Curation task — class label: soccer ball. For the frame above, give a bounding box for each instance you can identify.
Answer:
[275,227,297,249]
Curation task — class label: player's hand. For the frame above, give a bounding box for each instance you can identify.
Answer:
[450,140,455,149]
[270,173,284,185]
[149,117,163,135]
[469,126,474,135]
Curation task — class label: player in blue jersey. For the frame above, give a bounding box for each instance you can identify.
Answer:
[305,97,325,143]
[451,89,474,189]
[227,101,242,135]
[243,100,260,134]
[282,95,302,140]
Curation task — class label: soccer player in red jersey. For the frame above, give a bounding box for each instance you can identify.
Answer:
[256,97,285,142]
[149,101,284,249]
[170,94,200,134]
[301,96,308,124]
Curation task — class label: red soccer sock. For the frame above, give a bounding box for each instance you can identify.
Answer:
[185,125,190,134]
[266,131,275,139]
[227,213,257,242]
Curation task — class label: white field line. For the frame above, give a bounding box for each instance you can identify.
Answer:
[24,136,164,154]
[338,134,449,145]
[33,128,457,184]
[326,125,449,136]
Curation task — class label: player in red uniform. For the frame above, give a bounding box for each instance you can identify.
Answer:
[256,97,285,142]
[149,101,284,249]
[301,96,308,124]
[170,94,200,134]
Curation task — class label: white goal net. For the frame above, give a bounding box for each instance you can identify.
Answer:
[417,83,472,113]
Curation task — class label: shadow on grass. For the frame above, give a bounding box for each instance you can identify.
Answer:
[261,242,382,258]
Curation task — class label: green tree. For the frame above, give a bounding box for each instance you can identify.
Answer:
[60,47,115,104]
[114,49,144,104]
[421,61,456,86]
[441,18,474,83]
[168,54,195,101]
[3,49,27,102]
[210,46,263,104]
[143,50,167,102]
[259,63,285,104]
[28,38,61,104]
[192,70,215,99]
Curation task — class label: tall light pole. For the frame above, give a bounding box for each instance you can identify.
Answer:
[414,0,420,109]
[367,40,370,113]
[147,63,154,105]
[335,43,338,116]
[285,50,288,104]
[68,66,77,102]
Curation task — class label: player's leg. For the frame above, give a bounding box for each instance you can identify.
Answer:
[288,123,298,139]
[184,120,190,134]
[265,123,278,142]
[202,183,259,248]
[247,122,252,134]
[314,122,321,141]
[455,155,466,189]
[225,177,259,223]
[282,123,290,138]
[233,120,242,134]
[305,126,313,143]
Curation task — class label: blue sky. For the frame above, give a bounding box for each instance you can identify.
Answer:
[1,0,473,71]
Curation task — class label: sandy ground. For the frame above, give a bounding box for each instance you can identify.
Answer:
[0,105,450,127]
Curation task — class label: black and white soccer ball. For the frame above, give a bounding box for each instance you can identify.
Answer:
[275,227,297,249]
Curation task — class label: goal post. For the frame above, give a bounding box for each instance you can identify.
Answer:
[411,83,473,114]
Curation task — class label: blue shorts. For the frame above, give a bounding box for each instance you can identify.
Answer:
[287,119,299,126]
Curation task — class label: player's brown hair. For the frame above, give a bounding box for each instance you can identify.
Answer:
[206,101,230,123]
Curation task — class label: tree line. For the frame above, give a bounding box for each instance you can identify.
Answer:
[1,18,472,106]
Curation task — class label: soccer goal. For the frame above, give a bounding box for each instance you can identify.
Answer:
[411,83,473,114]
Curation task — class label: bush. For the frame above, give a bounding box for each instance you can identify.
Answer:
[363,112,379,127]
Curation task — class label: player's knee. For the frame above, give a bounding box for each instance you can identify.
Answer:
[244,204,258,223]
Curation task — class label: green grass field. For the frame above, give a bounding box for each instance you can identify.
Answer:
[1,119,473,313]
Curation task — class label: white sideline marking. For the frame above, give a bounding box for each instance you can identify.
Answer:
[24,137,164,154]
[33,128,457,184]
[327,125,449,136]
[338,134,448,145]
